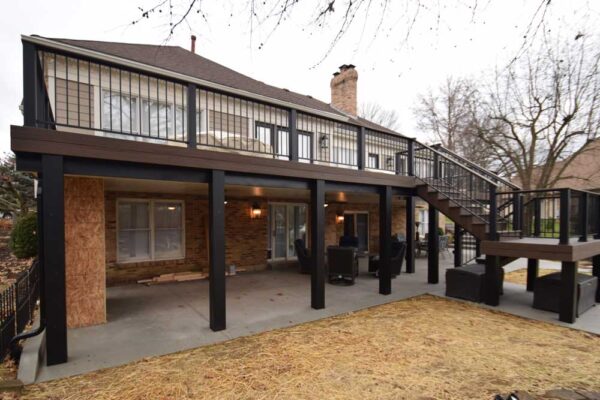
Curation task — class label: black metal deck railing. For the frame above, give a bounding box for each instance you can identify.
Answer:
[0,260,39,361]
[496,188,600,243]
[24,43,411,173]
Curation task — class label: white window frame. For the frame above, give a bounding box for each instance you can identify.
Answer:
[116,198,186,263]
[100,89,139,133]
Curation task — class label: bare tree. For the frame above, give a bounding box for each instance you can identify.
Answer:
[479,33,600,189]
[359,102,400,131]
[131,0,554,65]
[413,77,493,168]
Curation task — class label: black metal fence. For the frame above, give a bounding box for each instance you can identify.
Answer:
[0,260,39,360]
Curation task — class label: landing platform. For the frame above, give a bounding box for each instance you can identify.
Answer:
[481,237,600,262]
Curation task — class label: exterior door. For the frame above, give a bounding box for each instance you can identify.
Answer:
[269,204,307,260]
[343,212,369,252]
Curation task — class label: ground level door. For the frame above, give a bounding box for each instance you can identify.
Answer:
[343,212,369,252]
[269,203,307,260]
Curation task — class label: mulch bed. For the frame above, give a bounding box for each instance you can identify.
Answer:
[19,294,600,400]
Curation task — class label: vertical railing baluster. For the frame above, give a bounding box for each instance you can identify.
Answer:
[489,184,498,241]
[560,189,571,245]
[187,83,197,148]
[579,191,588,242]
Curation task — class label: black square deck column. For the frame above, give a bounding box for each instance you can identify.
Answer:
[559,261,578,323]
[209,170,226,331]
[42,155,67,365]
[310,179,325,309]
[405,196,415,273]
[526,259,539,292]
[379,186,392,295]
[453,223,462,267]
[427,206,439,284]
[593,255,600,302]
[484,255,501,306]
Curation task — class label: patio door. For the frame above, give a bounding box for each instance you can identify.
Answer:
[343,212,369,252]
[269,203,307,260]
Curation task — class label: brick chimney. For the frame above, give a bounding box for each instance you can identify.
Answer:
[190,35,197,53]
[330,64,358,116]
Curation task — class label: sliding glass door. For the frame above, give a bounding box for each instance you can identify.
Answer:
[269,203,307,260]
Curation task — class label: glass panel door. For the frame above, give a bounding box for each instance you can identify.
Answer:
[356,213,369,252]
[287,205,307,257]
[271,205,287,259]
[270,204,308,260]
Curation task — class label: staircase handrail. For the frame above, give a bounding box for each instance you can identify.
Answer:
[430,144,520,190]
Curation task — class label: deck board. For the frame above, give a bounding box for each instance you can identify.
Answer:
[481,237,600,261]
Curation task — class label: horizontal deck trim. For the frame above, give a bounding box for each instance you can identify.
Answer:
[11,126,417,188]
[481,237,600,262]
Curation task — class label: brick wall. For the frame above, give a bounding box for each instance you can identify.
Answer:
[64,177,106,328]
[104,193,407,285]
[324,203,406,252]
[330,65,358,116]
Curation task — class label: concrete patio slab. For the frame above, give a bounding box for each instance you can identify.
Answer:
[29,256,599,383]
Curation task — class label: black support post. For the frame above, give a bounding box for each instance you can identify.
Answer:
[593,255,600,302]
[512,192,521,232]
[526,259,539,292]
[559,261,578,323]
[454,223,462,267]
[484,255,501,306]
[488,185,497,241]
[310,179,325,309]
[289,109,298,161]
[560,189,571,245]
[187,84,197,148]
[379,186,392,294]
[357,127,366,170]
[209,170,226,331]
[407,140,415,177]
[427,206,439,284]
[533,198,542,237]
[42,155,67,365]
[579,192,588,242]
[405,196,415,273]
[23,41,38,127]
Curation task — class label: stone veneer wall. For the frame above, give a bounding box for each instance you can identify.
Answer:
[104,193,407,285]
[64,177,106,328]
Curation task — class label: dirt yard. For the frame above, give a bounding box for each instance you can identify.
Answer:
[19,295,600,400]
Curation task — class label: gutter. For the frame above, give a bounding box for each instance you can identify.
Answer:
[22,35,353,125]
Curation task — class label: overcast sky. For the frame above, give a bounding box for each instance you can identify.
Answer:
[0,0,598,153]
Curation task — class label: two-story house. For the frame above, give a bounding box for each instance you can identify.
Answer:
[12,34,599,368]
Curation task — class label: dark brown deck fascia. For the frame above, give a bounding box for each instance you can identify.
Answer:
[11,125,416,188]
[481,237,600,262]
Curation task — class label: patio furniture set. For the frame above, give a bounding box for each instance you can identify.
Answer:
[294,236,407,285]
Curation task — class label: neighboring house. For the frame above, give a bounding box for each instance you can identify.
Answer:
[12,35,594,368]
[534,138,600,192]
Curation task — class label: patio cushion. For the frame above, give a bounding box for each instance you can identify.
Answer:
[445,264,504,303]
[533,272,597,317]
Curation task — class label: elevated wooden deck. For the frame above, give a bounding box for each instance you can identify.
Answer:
[481,236,600,262]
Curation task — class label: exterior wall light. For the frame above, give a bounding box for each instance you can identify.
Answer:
[386,156,394,169]
[336,210,345,224]
[319,133,329,149]
[251,202,262,218]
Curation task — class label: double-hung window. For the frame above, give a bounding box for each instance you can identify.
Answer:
[101,90,138,133]
[117,199,185,262]
[368,153,379,169]
[298,131,313,162]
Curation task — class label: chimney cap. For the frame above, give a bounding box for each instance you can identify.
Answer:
[339,64,356,70]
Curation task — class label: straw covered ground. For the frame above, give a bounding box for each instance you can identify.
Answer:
[21,295,600,400]
[505,266,593,286]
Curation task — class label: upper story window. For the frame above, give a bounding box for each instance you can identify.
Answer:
[101,91,138,133]
[368,153,379,169]
[117,199,184,263]
[141,100,186,139]
[298,131,312,162]
[333,146,356,165]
